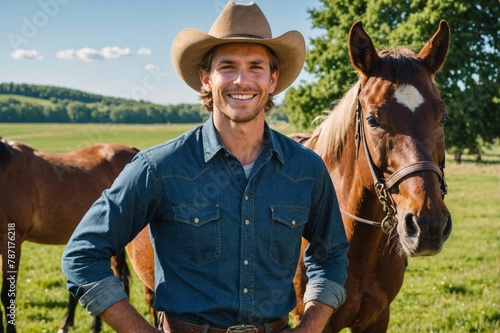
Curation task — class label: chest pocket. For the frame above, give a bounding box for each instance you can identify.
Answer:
[174,204,221,267]
[269,205,309,267]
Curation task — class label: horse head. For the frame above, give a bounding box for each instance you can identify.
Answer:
[348,21,452,256]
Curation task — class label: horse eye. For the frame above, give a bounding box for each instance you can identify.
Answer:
[366,115,380,128]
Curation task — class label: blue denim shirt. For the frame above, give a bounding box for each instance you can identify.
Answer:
[62,116,348,327]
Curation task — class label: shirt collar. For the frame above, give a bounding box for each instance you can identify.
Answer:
[202,115,285,164]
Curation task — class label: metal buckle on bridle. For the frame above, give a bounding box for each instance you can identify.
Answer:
[226,325,258,333]
[375,182,398,233]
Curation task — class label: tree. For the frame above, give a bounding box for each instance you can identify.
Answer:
[67,102,91,123]
[285,0,499,161]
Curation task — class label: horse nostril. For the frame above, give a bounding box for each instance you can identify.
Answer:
[443,215,452,239]
[404,213,419,238]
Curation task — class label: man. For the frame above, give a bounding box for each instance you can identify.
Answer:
[62,2,349,332]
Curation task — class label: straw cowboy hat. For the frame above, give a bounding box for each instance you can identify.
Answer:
[171,1,306,95]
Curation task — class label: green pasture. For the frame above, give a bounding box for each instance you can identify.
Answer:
[0,123,498,332]
[0,94,55,107]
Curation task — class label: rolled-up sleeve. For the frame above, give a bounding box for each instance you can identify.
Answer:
[303,166,349,310]
[78,276,128,316]
[61,153,157,315]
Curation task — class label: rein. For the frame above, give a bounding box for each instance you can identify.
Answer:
[342,88,448,233]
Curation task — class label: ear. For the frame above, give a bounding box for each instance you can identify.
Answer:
[348,21,380,79]
[418,20,450,75]
[199,69,211,91]
[268,69,279,94]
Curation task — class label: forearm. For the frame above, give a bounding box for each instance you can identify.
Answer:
[291,301,334,333]
[99,299,159,333]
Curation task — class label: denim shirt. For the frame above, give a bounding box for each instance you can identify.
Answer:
[62,116,349,327]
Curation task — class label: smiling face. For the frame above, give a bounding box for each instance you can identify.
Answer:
[199,43,279,124]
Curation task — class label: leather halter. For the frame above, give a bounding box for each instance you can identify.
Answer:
[341,88,448,233]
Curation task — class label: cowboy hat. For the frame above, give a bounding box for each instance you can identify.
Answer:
[171,1,306,95]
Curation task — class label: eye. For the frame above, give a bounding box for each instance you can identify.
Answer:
[366,114,381,128]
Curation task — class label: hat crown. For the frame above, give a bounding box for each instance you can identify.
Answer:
[209,2,272,39]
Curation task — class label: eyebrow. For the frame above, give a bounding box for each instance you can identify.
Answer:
[216,57,268,66]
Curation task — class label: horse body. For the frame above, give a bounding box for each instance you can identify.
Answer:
[0,139,137,333]
[292,20,451,332]
[125,227,157,326]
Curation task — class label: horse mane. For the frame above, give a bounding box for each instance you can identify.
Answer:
[309,82,360,166]
[376,46,427,84]
[0,139,14,164]
[310,46,427,166]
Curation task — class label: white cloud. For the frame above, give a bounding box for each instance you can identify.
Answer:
[56,46,132,62]
[101,46,132,59]
[10,49,43,60]
[137,47,151,55]
[145,63,158,71]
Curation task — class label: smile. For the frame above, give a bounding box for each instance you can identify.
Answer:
[229,94,255,100]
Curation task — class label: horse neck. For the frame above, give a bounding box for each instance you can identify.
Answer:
[326,128,398,263]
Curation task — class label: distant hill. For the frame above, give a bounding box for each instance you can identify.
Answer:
[0,82,207,123]
[0,94,56,107]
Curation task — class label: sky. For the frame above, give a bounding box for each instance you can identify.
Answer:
[1,0,323,106]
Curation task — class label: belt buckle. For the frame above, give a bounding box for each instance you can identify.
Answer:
[226,324,258,333]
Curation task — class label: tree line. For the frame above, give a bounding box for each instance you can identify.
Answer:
[0,83,209,124]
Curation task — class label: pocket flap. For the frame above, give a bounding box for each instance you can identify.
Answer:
[173,204,220,227]
[271,205,309,228]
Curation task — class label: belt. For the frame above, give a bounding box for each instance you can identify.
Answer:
[161,314,289,333]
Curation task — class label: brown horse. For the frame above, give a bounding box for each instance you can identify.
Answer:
[123,20,451,333]
[125,227,157,326]
[291,20,451,332]
[0,139,137,333]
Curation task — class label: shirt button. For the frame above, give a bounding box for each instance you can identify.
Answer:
[243,259,249,265]
[292,220,296,226]
[194,217,200,224]
[244,195,249,201]
[243,288,248,294]
[245,219,250,225]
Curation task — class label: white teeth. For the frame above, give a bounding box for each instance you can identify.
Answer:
[230,94,253,100]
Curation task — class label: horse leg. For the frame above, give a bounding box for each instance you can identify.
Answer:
[1,233,21,333]
[112,250,131,296]
[91,316,102,333]
[57,293,77,333]
[144,285,157,326]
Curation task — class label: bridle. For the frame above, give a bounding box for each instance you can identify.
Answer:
[340,87,448,233]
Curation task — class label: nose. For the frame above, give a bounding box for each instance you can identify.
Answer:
[400,212,452,256]
[233,69,250,86]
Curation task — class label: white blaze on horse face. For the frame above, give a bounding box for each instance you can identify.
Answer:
[394,85,424,112]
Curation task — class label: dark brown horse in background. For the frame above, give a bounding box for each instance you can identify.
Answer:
[121,20,452,333]
[0,139,137,333]
[291,20,451,332]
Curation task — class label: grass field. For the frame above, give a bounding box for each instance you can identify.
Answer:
[0,123,498,332]
[0,94,55,107]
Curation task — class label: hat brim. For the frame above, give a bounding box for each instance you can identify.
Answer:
[171,28,306,95]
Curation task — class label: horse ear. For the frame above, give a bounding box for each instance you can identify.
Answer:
[418,20,450,75]
[348,21,380,79]
[0,140,13,163]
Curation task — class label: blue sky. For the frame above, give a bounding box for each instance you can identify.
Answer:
[1,0,322,105]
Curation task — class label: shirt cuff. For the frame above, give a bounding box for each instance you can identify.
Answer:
[78,276,128,316]
[303,278,347,311]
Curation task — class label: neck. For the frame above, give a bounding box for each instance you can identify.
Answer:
[213,113,265,165]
